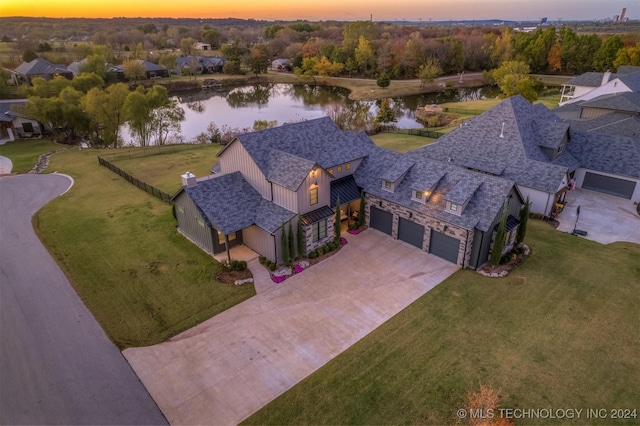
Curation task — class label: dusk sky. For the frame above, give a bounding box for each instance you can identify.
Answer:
[0,0,637,21]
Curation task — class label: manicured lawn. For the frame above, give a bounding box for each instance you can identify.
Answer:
[0,139,59,173]
[245,220,640,425]
[34,148,255,348]
[370,132,435,153]
[109,144,222,194]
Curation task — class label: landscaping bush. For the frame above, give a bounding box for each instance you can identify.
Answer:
[268,262,276,271]
[376,74,390,88]
[316,248,324,258]
[348,222,359,231]
[229,260,247,271]
[259,256,267,265]
[322,245,330,254]
[308,251,317,259]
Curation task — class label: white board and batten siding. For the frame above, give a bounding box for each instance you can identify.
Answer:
[219,140,271,199]
[273,183,298,211]
[243,225,276,262]
[298,169,331,215]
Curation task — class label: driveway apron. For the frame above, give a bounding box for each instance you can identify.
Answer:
[124,229,459,425]
[0,174,167,425]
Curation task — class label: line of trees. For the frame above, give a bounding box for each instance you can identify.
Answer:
[19,74,184,147]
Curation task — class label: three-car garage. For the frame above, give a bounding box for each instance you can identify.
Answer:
[369,206,461,265]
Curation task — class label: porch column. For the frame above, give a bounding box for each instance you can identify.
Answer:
[224,234,231,264]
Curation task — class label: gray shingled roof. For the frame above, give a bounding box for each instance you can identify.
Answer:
[445,180,482,205]
[378,157,414,182]
[355,145,517,232]
[617,66,640,75]
[15,58,69,76]
[266,149,315,191]
[564,112,640,138]
[411,96,568,193]
[183,172,295,234]
[617,71,640,91]
[581,92,640,113]
[226,117,370,175]
[300,206,334,225]
[0,99,29,122]
[564,72,616,87]
[568,130,640,179]
[410,169,446,192]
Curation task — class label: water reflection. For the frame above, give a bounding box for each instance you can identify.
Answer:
[166,83,498,143]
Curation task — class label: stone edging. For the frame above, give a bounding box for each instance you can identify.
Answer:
[476,244,531,278]
[29,149,67,174]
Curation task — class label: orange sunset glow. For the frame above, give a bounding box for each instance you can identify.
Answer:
[1,0,636,21]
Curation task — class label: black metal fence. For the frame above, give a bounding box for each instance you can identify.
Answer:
[378,128,447,139]
[97,156,172,203]
[441,107,485,116]
[97,143,211,163]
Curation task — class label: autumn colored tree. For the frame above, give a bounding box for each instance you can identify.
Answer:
[547,42,562,73]
[614,43,640,68]
[122,59,146,83]
[313,56,344,78]
[374,98,397,129]
[418,57,442,87]
[82,83,130,147]
[354,36,376,76]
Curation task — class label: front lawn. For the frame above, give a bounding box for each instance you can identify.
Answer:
[370,132,435,153]
[245,220,640,425]
[108,144,222,194]
[0,139,59,173]
[34,148,255,348]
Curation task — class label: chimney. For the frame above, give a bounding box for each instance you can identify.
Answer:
[181,171,197,188]
[601,70,611,86]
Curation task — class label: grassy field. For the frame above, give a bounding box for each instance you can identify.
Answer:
[31,146,255,348]
[105,144,223,194]
[370,132,435,152]
[245,220,640,425]
[0,139,59,173]
[441,91,562,114]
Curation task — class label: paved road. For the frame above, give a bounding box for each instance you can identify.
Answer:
[0,174,167,425]
[125,230,459,425]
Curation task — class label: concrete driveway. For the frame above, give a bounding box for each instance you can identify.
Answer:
[556,188,640,244]
[0,155,11,174]
[0,174,167,425]
[124,230,459,425]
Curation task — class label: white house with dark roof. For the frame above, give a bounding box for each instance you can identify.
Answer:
[172,117,524,269]
[0,99,43,143]
[559,68,640,105]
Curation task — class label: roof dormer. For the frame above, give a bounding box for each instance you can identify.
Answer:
[410,171,446,204]
[445,180,482,216]
[378,158,415,193]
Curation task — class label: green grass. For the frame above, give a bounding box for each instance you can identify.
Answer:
[370,133,435,153]
[34,148,255,348]
[245,220,640,425]
[108,144,222,194]
[0,139,59,173]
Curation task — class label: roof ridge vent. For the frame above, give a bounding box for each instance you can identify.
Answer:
[499,122,505,138]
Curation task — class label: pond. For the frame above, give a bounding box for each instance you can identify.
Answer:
[124,83,499,145]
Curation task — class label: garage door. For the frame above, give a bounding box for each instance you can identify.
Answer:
[370,206,393,235]
[429,230,460,264]
[583,172,636,199]
[398,217,424,249]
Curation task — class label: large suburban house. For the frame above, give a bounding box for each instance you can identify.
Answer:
[173,56,226,75]
[172,117,524,269]
[559,66,640,105]
[13,58,73,85]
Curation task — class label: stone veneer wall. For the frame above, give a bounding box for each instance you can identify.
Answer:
[304,216,336,254]
[365,193,474,267]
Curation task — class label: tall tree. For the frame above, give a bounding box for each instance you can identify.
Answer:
[82,83,130,147]
[374,98,397,129]
[297,215,305,258]
[180,37,195,56]
[334,196,341,241]
[288,221,295,261]
[151,99,185,145]
[490,205,508,266]
[123,85,171,146]
[593,36,624,72]
[202,29,222,49]
[516,197,530,245]
[417,57,442,87]
[354,36,376,76]
[491,60,539,102]
[280,223,289,265]
[613,43,640,69]
[122,59,146,83]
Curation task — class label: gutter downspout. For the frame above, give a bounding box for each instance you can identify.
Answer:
[224,234,231,264]
[476,230,485,270]
[463,229,469,269]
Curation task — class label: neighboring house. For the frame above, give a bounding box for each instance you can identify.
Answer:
[559,67,640,105]
[554,92,640,201]
[271,58,290,70]
[173,56,226,75]
[113,60,169,79]
[412,96,574,217]
[194,42,212,51]
[173,117,524,269]
[13,58,73,85]
[67,58,124,80]
[0,99,43,143]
